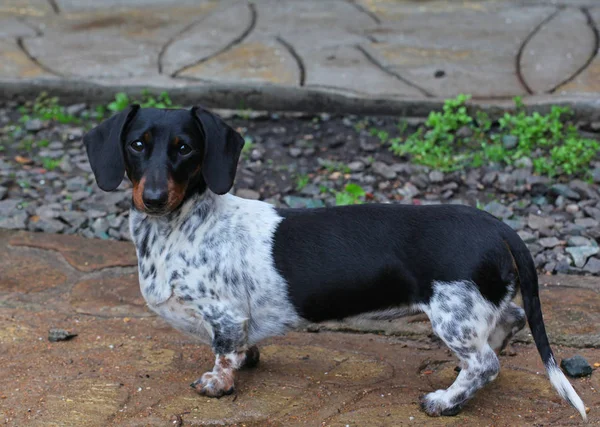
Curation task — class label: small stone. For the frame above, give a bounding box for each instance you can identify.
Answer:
[92,217,110,235]
[567,236,594,247]
[59,211,87,228]
[528,214,555,230]
[288,147,302,158]
[428,170,444,183]
[33,217,66,233]
[483,201,513,220]
[555,258,572,274]
[503,218,525,231]
[348,161,365,172]
[250,149,263,161]
[570,179,598,199]
[531,196,548,206]
[514,157,532,169]
[236,189,260,200]
[359,139,379,152]
[517,230,537,243]
[566,246,599,268]
[283,196,325,209]
[565,204,580,214]
[550,184,580,200]
[543,262,556,273]
[0,211,27,229]
[398,182,420,199]
[502,134,518,149]
[65,176,88,192]
[24,118,43,132]
[583,257,600,274]
[70,190,89,202]
[455,126,473,138]
[560,355,593,378]
[371,162,396,180]
[481,171,497,185]
[48,328,77,342]
[592,167,600,184]
[65,103,87,116]
[539,237,561,248]
[575,217,599,228]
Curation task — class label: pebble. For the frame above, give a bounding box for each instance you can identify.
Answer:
[539,237,561,248]
[517,230,536,243]
[398,182,420,199]
[359,139,379,152]
[560,355,593,378]
[550,184,580,200]
[565,204,579,214]
[371,162,397,180]
[483,201,513,220]
[567,236,594,247]
[283,196,325,209]
[348,161,365,172]
[575,218,599,228]
[566,246,599,268]
[428,170,444,183]
[24,118,43,132]
[502,134,518,149]
[288,147,302,158]
[528,214,555,230]
[48,328,77,342]
[583,257,600,274]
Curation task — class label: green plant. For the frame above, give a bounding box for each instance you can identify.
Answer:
[37,139,50,148]
[295,174,310,191]
[321,160,351,174]
[387,94,600,177]
[108,90,178,112]
[335,183,366,206]
[21,92,79,124]
[41,157,61,171]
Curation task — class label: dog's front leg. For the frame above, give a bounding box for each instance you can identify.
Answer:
[190,315,258,397]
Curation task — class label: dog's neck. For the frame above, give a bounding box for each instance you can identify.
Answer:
[130,189,220,230]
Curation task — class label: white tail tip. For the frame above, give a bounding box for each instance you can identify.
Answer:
[547,358,588,422]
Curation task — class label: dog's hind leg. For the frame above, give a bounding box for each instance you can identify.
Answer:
[487,302,526,354]
[419,280,503,417]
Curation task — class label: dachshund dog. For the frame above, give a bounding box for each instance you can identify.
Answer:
[84,105,586,420]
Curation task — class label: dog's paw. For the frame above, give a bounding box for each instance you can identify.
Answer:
[420,390,462,417]
[190,371,234,397]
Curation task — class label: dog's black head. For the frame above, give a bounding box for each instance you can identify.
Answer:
[83,106,244,216]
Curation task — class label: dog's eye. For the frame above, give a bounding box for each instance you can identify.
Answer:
[178,143,192,156]
[130,140,145,152]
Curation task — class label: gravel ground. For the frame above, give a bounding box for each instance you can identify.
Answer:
[2,102,600,276]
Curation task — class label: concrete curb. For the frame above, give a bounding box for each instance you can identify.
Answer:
[2,78,600,119]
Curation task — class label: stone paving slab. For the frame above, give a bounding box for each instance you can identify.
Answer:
[1,229,600,425]
[1,0,600,116]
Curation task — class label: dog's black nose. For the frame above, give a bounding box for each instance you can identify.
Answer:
[142,188,168,209]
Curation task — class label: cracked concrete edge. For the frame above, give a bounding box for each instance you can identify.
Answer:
[2,78,600,119]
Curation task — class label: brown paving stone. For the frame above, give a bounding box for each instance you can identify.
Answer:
[179,41,301,85]
[70,273,151,318]
[520,8,596,94]
[0,249,67,293]
[9,231,137,272]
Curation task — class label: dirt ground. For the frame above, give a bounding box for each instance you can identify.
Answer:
[1,229,599,426]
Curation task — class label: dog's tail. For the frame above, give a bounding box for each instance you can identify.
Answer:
[506,234,587,421]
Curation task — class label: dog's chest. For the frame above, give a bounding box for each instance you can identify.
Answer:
[129,194,301,344]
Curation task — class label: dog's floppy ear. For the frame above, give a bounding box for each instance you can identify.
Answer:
[83,105,140,191]
[191,106,245,195]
